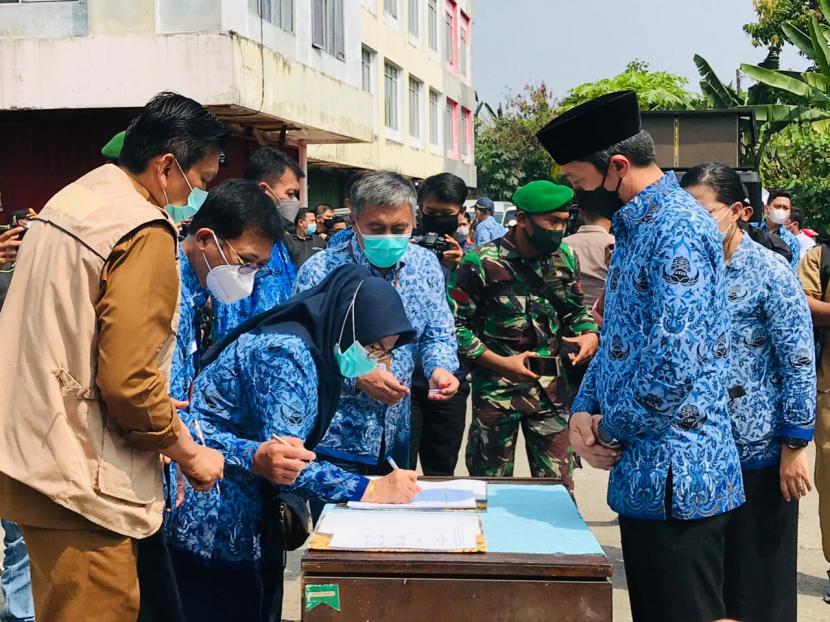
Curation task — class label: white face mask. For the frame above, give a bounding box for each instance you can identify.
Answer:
[457,226,470,237]
[768,207,789,225]
[202,232,256,304]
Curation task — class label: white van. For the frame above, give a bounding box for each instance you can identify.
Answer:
[464,200,516,226]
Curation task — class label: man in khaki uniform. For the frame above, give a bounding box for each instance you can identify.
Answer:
[562,205,615,309]
[797,243,830,601]
[0,92,227,622]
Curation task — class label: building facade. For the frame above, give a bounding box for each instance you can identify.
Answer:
[0,0,475,219]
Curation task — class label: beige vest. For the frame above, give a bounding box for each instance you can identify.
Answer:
[0,164,179,538]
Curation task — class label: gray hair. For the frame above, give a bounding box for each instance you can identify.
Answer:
[577,129,656,172]
[350,171,417,219]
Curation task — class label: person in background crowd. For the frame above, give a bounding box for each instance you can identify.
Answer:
[683,163,815,622]
[797,241,830,604]
[0,208,34,622]
[284,208,327,269]
[294,171,459,512]
[408,173,470,476]
[562,201,615,309]
[210,148,299,340]
[0,91,226,622]
[758,190,801,271]
[457,211,472,250]
[473,197,507,246]
[787,208,816,260]
[448,181,598,488]
[539,91,744,622]
[330,215,348,235]
[168,265,417,621]
[313,203,336,242]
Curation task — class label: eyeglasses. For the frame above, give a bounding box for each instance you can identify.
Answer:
[366,345,394,361]
[222,238,263,275]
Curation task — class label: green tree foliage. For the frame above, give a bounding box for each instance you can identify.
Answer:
[557,61,699,112]
[762,123,830,235]
[474,83,557,200]
[744,0,820,51]
[474,63,699,198]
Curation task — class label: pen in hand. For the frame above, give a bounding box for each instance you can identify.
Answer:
[271,434,316,465]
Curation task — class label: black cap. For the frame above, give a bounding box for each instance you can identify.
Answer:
[536,91,641,165]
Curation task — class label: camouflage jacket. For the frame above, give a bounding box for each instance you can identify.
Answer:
[447,229,598,413]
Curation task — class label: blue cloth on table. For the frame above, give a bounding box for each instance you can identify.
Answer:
[482,484,604,556]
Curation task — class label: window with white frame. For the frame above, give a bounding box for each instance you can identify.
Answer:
[459,18,468,77]
[408,0,419,37]
[361,47,375,92]
[445,98,457,157]
[312,0,345,59]
[460,108,471,157]
[385,0,397,19]
[385,62,401,132]
[429,89,440,147]
[257,0,294,32]
[427,0,437,51]
[409,77,423,141]
[444,9,453,64]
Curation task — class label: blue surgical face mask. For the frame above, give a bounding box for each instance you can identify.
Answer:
[333,282,379,378]
[306,222,318,236]
[356,223,410,269]
[163,158,208,224]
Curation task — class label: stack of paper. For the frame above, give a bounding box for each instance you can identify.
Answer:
[347,479,487,510]
[319,510,482,552]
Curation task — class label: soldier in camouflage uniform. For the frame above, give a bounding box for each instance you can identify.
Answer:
[447,181,599,490]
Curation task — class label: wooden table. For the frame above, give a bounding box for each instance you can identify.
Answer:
[301,478,612,622]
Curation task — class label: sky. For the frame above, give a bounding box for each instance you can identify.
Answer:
[472,0,810,107]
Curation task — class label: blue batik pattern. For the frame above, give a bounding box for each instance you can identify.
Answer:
[170,247,209,403]
[294,231,459,466]
[724,234,815,469]
[474,216,507,246]
[211,240,296,340]
[758,220,801,272]
[164,332,368,569]
[573,173,745,520]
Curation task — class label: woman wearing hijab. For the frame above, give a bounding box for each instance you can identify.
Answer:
[681,163,815,622]
[165,264,420,622]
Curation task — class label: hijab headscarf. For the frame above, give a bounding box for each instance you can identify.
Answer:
[201,264,415,448]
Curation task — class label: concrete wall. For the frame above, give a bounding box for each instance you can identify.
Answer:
[0,32,372,143]
[0,0,88,38]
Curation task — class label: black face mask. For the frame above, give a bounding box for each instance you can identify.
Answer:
[527,216,564,256]
[322,217,335,231]
[574,162,624,221]
[421,212,460,237]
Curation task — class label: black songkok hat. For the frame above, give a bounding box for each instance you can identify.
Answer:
[536,91,642,165]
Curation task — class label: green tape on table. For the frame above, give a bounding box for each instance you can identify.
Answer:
[482,484,605,556]
[305,583,341,612]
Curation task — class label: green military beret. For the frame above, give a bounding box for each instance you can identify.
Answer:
[512,180,574,214]
[101,130,126,160]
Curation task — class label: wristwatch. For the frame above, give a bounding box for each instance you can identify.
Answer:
[596,422,622,449]
[782,437,808,450]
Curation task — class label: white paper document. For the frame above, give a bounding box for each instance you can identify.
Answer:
[321,511,481,551]
[346,479,487,510]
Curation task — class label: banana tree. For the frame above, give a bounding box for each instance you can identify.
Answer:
[740,0,830,130]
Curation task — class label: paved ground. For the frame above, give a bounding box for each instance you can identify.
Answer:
[1,416,827,621]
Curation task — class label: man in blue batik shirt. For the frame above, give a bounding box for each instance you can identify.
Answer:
[473,197,507,246]
[537,91,745,622]
[210,147,300,340]
[295,171,460,483]
[169,179,282,403]
[756,189,801,272]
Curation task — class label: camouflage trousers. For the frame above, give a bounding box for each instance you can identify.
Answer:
[465,402,574,491]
